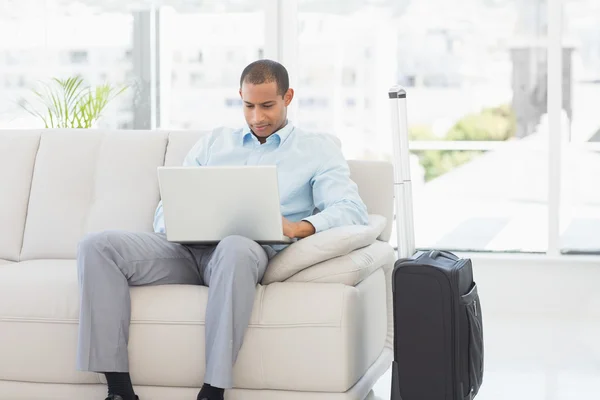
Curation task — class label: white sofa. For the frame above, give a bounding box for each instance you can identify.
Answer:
[0,129,395,400]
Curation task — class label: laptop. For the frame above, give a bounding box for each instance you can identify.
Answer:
[157,165,293,245]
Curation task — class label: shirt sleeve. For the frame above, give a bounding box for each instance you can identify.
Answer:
[153,133,211,233]
[302,137,369,233]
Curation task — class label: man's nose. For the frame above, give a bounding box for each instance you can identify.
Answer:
[252,109,265,123]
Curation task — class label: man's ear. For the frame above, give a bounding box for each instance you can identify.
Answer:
[239,88,243,99]
[284,88,294,106]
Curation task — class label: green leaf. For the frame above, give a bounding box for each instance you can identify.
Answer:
[22,76,127,129]
[47,108,54,128]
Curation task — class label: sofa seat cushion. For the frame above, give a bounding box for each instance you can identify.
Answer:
[0,260,388,392]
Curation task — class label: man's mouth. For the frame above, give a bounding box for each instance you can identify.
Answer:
[254,125,269,132]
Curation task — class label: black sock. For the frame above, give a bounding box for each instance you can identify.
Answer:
[104,372,135,400]
[197,383,224,400]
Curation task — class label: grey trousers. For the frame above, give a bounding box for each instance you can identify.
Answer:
[76,230,273,389]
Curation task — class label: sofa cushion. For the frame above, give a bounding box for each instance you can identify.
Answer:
[262,214,387,284]
[20,130,168,260]
[285,240,395,285]
[0,260,99,384]
[164,130,210,166]
[0,260,387,392]
[0,131,41,261]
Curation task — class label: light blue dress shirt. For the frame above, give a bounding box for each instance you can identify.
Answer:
[153,122,369,238]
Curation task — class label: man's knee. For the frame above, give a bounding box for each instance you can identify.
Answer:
[215,235,266,268]
[78,231,104,256]
[77,230,127,265]
[218,234,252,248]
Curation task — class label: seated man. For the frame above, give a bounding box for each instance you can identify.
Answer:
[76,59,369,400]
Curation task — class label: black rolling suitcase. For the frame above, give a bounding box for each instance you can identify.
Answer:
[388,86,484,400]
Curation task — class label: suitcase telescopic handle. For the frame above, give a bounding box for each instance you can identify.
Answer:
[389,85,415,259]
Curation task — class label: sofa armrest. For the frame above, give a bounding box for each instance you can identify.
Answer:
[262,214,387,285]
[285,240,395,285]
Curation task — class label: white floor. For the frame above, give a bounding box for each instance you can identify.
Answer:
[370,255,600,400]
[371,316,600,400]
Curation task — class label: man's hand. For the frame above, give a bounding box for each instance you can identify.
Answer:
[282,217,296,238]
[282,217,316,239]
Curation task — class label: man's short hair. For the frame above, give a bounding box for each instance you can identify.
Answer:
[240,59,289,97]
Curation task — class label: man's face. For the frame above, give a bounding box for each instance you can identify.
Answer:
[239,81,294,140]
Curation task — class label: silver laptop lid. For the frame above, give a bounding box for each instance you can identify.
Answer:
[157,166,290,244]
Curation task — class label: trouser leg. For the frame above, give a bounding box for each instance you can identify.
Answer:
[200,235,269,389]
[76,230,202,372]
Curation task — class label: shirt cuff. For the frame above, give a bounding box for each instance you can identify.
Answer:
[302,213,330,233]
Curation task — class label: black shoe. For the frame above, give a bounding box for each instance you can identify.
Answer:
[105,396,139,400]
[197,384,224,400]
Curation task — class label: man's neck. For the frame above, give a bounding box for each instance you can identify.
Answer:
[252,120,288,144]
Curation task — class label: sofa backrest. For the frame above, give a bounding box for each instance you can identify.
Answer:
[0,129,393,261]
[19,130,169,260]
[348,160,394,241]
[0,131,40,261]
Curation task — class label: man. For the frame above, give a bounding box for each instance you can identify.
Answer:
[76,59,369,400]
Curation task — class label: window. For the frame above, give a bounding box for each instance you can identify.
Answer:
[163,5,265,130]
[225,98,243,108]
[0,5,135,129]
[342,68,356,86]
[69,51,88,64]
[3,0,588,256]
[190,72,205,86]
[226,50,236,63]
[0,1,264,131]
[125,70,135,82]
[4,51,17,65]
[298,97,328,108]
[560,1,600,254]
[297,0,548,253]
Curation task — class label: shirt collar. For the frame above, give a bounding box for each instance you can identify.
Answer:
[242,121,294,147]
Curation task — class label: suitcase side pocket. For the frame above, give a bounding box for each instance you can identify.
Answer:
[460,283,484,398]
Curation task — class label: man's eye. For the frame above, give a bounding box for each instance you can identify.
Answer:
[245,105,254,108]
[263,105,272,108]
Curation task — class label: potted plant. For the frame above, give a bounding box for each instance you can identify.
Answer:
[20,76,128,128]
